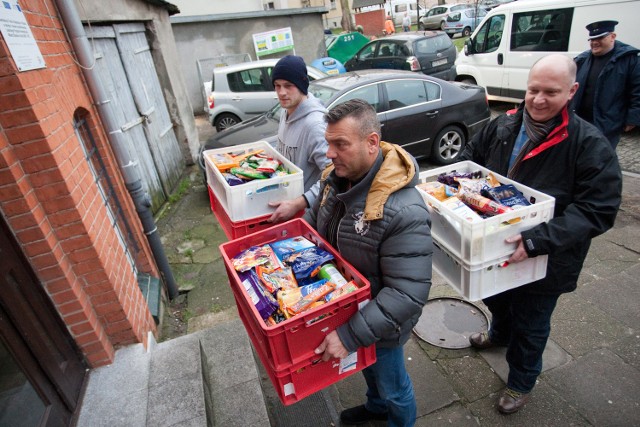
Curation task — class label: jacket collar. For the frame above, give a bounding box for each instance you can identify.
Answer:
[504,103,570,160]
[321,141,416,221]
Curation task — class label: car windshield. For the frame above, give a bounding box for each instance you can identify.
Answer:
[308,84,340,105]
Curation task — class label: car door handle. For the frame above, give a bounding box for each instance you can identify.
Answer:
[425,111,439,117]
[232,96,242,101]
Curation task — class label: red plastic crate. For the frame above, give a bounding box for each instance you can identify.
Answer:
[219,218,375,373]
[208,186,274,240]
[238,307,376,405]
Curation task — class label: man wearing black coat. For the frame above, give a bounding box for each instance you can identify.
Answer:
[463,54,622,415]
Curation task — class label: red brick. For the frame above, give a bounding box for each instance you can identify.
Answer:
[30,252,59,270]
[57,300,83,316]
[48,209,82,228]
[44,277,71,294]
[51,289,76,305]
[0,75,22,94]
[12,138,54,160]
[0,91,32,110]
[0,191,38,216]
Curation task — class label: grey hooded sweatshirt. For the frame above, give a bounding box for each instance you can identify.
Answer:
[276,93,331,207]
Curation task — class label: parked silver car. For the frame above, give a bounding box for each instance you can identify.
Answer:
[418,3,474,31]
[443,7,488,38]
[205,59,327,132]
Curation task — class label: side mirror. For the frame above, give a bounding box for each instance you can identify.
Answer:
[464,38,475,56]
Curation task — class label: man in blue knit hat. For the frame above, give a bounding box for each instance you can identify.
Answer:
[267,55,331,222]
[572,20,640,148]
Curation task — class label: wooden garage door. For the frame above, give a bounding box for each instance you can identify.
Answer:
[85,23,184,212]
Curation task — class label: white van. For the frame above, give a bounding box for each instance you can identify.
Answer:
[454,0,640,103]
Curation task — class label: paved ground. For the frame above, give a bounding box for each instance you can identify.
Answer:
[154,108,640,426]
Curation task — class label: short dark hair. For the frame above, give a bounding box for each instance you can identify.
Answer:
[324,99,381,139]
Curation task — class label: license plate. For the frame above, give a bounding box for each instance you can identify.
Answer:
[432,58,448,67]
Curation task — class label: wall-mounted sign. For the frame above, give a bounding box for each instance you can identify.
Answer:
[0,0,45,71]
[252,27,295,58]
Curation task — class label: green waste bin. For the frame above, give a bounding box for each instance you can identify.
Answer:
[325,32,370,65]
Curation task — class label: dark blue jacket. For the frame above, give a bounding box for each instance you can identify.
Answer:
[573,40,640,147]
[461,105,621,295]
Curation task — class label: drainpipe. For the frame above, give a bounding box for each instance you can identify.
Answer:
[54,0,179,300]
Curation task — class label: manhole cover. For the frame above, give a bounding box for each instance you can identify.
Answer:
[413,297,489,349]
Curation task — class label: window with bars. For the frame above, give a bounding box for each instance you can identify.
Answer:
[73,111,139,275]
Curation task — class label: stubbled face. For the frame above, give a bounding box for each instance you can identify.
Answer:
[525,61,578,123]
[589,33,616,56]
[274,80,305,114]
[325,116,377,182]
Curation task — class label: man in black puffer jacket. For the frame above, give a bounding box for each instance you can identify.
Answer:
[309,99,432,427]
[463,54,622,415]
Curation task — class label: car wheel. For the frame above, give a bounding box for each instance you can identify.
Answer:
[461,78,477,85]
[462,27,472,37]
[214,113,240,132]
[432,125,465,165]
[440,21,446,31]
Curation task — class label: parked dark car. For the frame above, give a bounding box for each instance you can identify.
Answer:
[199,70,490,181]
[343,33,457,81]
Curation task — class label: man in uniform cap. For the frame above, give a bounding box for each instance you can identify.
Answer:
[571,19,640,148]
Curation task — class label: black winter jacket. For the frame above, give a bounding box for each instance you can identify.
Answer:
[573,40,640,146]
[460,105,622,294]
[304,142,432,351]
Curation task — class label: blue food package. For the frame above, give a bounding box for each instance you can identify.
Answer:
[238,269,279,321]
[269,236,316,261]
[283,246,335,280]
[222,172,245,186]
[481,184,531,208]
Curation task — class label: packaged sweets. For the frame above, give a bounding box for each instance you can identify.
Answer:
[442,196,483,222]
[327,281,359,301]
[207,152,239,172]
[229,166,269,180]
[482,184,531,209]
[458,191,512,217]
[239,269,279,321]
[270,236,316,261]
[222,172,245,186]
[232,245,279,272]
[283,246,335,280]
[257,266,297,294]
[416,181,457,201]
[437,170,483,187]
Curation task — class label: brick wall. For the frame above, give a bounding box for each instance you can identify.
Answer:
[0,0,158,367]
[355,9,386,37]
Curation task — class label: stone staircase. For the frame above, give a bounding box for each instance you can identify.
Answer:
[75,319,270,427]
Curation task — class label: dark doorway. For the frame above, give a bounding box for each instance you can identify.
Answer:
[0,214,88,426]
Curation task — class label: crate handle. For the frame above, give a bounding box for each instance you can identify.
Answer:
[256,183,280,194]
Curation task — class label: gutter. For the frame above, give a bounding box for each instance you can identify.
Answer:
[54,0,179,300]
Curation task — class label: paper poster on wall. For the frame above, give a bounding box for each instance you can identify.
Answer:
[252,27,295,58]
[0,0,46,71]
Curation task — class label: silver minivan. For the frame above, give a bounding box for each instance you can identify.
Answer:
[205,60,327,132]
[418,3,474,30]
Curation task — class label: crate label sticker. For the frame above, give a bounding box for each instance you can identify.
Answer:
[339,352,357,374]
[284,382,295,396]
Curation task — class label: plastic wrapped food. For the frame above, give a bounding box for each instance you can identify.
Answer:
[269,236,316,261]
[458,191,512,217]
[238,269,279,321]
[437,170,483,187]
[482,184,531,209]
[257,266,298,294]
[442,196,483,222]
[232,245,278,272]
[416,181,457,201]
[283,246,335,280]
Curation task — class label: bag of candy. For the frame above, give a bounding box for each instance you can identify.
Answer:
[283,246,335,280]
[238,269,279,321]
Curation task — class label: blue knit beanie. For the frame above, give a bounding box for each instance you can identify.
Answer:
[271,55,309,95]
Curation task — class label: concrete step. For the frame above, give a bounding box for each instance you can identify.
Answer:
[76,319,269,426]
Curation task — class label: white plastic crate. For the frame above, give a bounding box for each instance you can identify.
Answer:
[417,161,555,264]
[433,240,548,301]
[204,141,304,222]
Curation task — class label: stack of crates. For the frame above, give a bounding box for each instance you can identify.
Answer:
[219,218,377,405]
[417,161,555,301]
[203,141,304,239]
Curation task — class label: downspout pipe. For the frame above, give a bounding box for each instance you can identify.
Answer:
[55,0,179,300]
